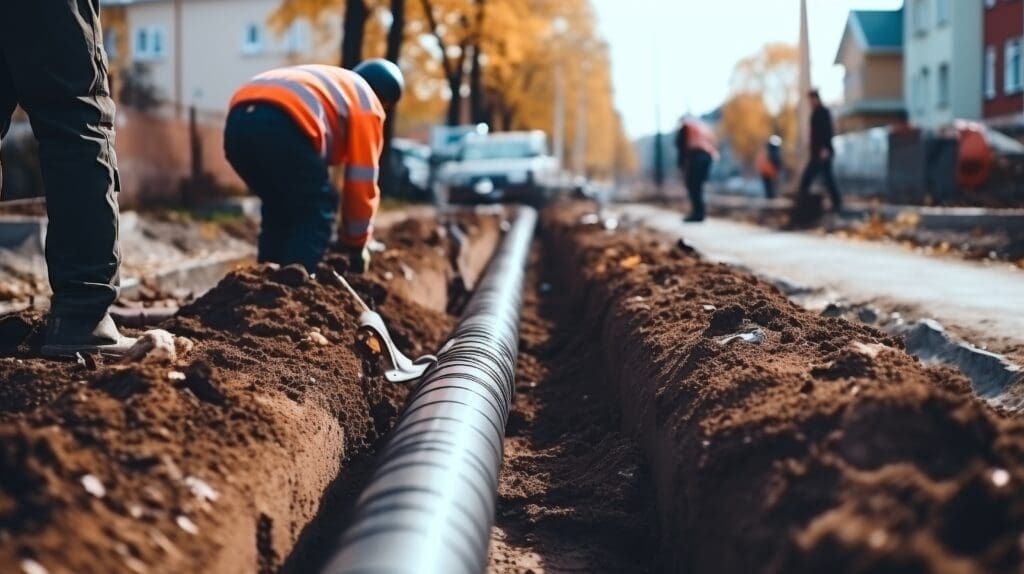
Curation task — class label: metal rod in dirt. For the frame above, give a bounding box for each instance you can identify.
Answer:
[321,206,537,574]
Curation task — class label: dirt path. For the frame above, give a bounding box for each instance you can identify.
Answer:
[488,250,657,573]
[617,204,1024,364]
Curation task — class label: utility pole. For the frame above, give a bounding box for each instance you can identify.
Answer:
[174,0,183,118]
[573,59,590,178]
[652,0,665,195]
[552,17,568,169]
[797,0,812,176]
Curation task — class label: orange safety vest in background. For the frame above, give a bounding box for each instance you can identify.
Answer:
[230,65,385,248]
[683,120,720,160]
[757,148,778,179]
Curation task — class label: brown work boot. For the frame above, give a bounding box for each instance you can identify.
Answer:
[41,312,138,358]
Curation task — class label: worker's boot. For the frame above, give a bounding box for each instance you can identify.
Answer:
[684,212,705,223]
[41,312,137,358]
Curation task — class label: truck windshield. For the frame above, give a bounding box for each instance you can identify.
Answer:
[462,141,536,161]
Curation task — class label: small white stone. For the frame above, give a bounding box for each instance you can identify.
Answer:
[185,476,220,502]
[167,371,186,381]
[991,468,1011,488]
[176,515,199,535]
[81,474,106,498]
[868,529,888,549]
[21,559,49,574]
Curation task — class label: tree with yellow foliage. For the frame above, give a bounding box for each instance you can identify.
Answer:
[721,43,800,170]
[271,0,635,177]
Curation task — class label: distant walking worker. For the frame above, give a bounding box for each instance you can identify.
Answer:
[224,60,404,273]
[675,117,719,222]
[757,135,784,199]
[797,90,843,212]
[1,1,137,357]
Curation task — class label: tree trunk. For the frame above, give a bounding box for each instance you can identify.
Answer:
[469,0,487,125]
[341,0,368,69]
[446,52,466,126]
[380,0,406,198]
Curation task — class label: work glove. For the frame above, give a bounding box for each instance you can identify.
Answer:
[345,245,371,274]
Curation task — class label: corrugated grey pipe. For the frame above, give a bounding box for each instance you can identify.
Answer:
[322,206,537,574]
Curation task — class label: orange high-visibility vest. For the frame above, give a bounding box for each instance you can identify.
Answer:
[230,65,386,248]
[682,120,720,160]
[757,148,778,179]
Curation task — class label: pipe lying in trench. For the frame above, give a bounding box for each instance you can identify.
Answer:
[321,206,537,574]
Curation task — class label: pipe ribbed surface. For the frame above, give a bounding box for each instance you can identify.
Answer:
[322,206,537,574]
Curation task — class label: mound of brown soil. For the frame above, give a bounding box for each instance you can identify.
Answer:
[0,214,482,573]
[547,203,1024,574]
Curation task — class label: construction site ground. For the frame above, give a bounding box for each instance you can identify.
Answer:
[2,200,1024,573]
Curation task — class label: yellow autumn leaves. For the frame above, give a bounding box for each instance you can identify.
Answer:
[271,0,634,177]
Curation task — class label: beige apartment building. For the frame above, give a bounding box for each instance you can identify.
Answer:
[101,0,339,121]
[97,0,340,201]
[834,9,906,133]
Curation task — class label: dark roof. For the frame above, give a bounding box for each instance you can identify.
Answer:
[851,9,903,50]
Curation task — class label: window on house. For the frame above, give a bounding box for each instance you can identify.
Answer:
[285,21,309,54]
[916,68,930,113]
[104,29,118,60]
[134,27,149,58]
[936,0,950,25]
[913,0,929,34]
[242,23,264,55]
[151,26,165,57]
[133,26,166,61]
[986,46,998,98]
[1006,38,1023,93]
[937,63,950,108]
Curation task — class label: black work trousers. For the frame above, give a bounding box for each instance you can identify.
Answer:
[224,103,338,272]
[0,0,121,319]
[762,175,776,199]
[683,150,713,219]
[798,156,843,210]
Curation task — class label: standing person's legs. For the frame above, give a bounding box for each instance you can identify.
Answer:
[821,157,843,211]
[2,0,132,354]
[762,175,775,199]
[797,159,821,202]
[224,104,291,265]
[272,117,334,271]
[685,152,710,221]
[285,180,336,272]
[224,102,333,272]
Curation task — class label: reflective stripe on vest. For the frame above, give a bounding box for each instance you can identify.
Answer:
[298,65,351,147]
[352,78,374,111]
[346,164,378,182]
[344,219,372,236]
[249,77,333,158]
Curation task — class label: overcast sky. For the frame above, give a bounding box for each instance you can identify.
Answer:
[592,0,903,137]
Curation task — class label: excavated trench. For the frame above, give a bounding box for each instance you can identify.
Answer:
[0,210,503,574]
[531,202,1024,573]
[5,201,1024,574]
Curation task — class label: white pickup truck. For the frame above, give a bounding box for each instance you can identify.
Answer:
[438,131,568,205]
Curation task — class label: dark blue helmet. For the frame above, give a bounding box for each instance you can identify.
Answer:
[354,59,405,105]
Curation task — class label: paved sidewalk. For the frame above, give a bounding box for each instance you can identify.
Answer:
[617,203,1024,357]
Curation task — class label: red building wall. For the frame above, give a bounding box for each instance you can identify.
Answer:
[984,0,1024,120]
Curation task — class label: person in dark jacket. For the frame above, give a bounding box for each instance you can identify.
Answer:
[0,0,137,357]
[797,90,842,212]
